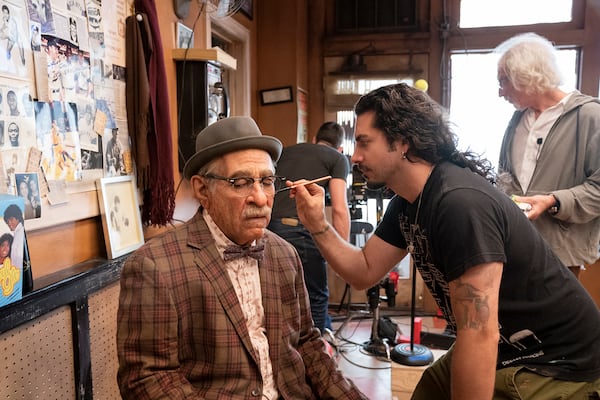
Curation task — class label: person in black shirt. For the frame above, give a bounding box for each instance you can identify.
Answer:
[292,83,600,399]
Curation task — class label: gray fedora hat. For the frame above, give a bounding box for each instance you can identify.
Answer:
[182,116,282,179]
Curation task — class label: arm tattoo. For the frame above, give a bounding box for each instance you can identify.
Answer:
[453,280,491,330]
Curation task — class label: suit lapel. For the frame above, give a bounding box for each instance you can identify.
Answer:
[259,240,282,375]
[187,214,259,364]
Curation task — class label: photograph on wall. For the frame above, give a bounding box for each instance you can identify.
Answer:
[72,48,91,96]
[11,118,34,154]
[77,98,95,150]
[8,118,30,149]
[45,0,88,50]
[0,0,36,81]
[0,79,35,119]
[14,171,39,218]
[80,145,101,170]
[29,21,40,50]
[96,175,144,259]
[1,148,22,193]
[1,117,36,150]
[100,0,125,67]
[26,0,54,34]
[34,100,81,181]
[78,99,102,171]
[0,194,31,307]
[85,0,103,59]
[177,22,193,49]
[65,0,86,17]
[97,98,130,178]
[103,124,128,177]
[41,35,90,104]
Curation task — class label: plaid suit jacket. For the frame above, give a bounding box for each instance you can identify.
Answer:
[117,211,367,399]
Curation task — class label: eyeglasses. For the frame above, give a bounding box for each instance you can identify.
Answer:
[8,128,18,133]
[498,76,510,89]
[203,173,286,197]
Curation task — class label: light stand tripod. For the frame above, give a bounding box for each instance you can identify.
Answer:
[391,259,434,366]
[362,284,391,358]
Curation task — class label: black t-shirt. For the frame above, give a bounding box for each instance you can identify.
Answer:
[271,143,349,219]
[376,162,600,381]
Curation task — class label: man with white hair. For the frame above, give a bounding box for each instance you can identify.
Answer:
[496,33,600,280]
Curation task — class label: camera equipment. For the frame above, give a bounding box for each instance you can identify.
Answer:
[348,165,366,220]
[348,164,394,221]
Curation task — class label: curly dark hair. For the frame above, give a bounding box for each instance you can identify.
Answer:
[354,83,495,183]
[3,203,24,224]
[0,232,13,248]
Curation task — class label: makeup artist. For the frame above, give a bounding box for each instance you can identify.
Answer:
[291,83,600,399]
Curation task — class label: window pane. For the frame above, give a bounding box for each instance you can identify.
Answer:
[460,0,572,28]
[336,77,413,154]
[335,78,411,95]
[449,50,577,170]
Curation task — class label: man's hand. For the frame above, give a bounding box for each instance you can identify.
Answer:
[290,182,328,233]
[511,194,556,220]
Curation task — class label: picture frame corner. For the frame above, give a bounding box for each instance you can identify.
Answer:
[96,175,144,259]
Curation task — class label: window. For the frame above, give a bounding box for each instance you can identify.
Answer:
[335,78,408,95]
[335,0,417,33]
[459,0,573,28]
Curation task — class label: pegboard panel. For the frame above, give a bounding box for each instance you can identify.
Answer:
[0,306,75,399]
[89,282,122,400]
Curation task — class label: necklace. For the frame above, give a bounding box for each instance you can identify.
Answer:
[406,166,434,254]
[406,194,422,254]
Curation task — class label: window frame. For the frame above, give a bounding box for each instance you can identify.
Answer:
[443,0,589,108]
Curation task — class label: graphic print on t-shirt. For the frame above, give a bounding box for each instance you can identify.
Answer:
[399,212,455,331]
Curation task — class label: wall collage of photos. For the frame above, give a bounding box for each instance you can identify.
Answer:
[0,0,130,231]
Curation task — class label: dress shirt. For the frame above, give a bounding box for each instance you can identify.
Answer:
[512,92,573,192]
[203,210,278,400]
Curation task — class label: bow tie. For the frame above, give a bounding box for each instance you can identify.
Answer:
[223,242,265,261]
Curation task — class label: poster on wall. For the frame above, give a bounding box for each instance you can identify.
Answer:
[0,194,30,307]
[26,0,55,35]
[0,0,37,84]
[34,100,81,182]
[40,35,91,104]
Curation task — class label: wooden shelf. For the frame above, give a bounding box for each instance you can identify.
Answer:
[172,47,237,70]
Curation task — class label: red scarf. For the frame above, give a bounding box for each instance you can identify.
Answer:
[126,0,175,226]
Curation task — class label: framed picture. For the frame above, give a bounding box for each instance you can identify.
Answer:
[260,86,293,105]
[14,172,42,220]
[176,22,194,49]
[96,176,144,259]
[239,0,253,20]
[0,194,32,307]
